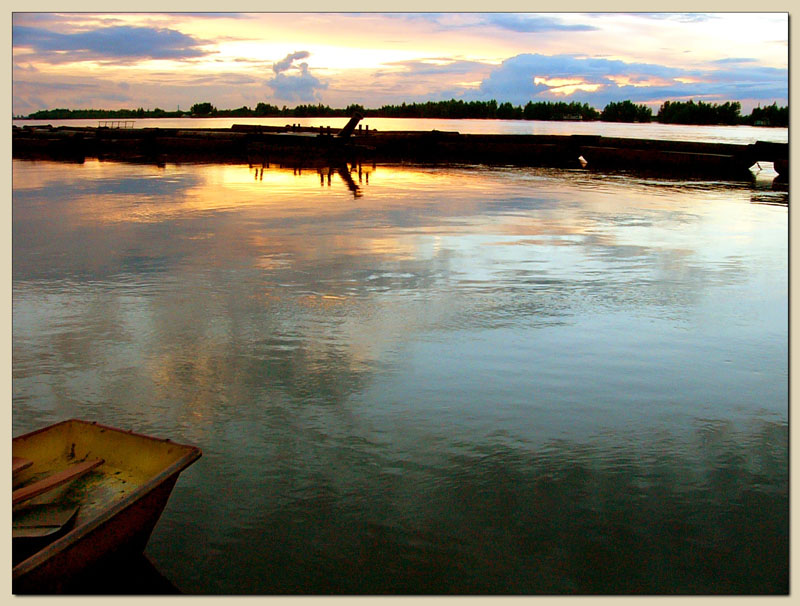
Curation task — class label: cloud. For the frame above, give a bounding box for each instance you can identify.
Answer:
[15,77,136,110]
[14,79,99,92]
[173,13,250,19]
[179,73,261,86]
[475,53,679,101]
[483,14,597,33]
[13,25,209,62]
[635,13,717,23]
[381,12,597,33]
[709,64,786,82]
[266,52,327,102]
[11,13,788,115]
[13,62,39,73]
[712,57,758,65]
[273,51,310,74]
[13,94,48,114]
[384,58,493,76]
[354,58,494,106]
[470,52,787,108]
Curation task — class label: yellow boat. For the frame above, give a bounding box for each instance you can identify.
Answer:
[12,419,201,594]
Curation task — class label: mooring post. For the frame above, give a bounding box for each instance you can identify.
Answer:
[337,112,363,138]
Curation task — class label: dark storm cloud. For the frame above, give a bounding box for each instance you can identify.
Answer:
[13,25,210,61]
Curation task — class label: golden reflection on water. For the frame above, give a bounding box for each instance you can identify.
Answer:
[13,159,787,287]
[12,158,787,433]
[13,158,773,242]
[12,157,788,593]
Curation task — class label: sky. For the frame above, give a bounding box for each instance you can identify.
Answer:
[11,12,789,116]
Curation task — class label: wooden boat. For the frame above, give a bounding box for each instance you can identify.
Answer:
[12,419,201,594]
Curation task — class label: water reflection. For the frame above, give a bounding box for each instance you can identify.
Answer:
[246,162,373,198]
[12,158,787,594]
[11,117,789,145]
[149,414,786,594]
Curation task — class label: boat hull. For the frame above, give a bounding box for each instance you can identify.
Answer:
[12,419,201,594]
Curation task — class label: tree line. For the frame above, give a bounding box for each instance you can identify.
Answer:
[21,99,788,127]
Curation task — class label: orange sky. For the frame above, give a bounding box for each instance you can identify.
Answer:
[11,12,789,115]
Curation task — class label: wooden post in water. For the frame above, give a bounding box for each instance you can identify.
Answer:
[337,112,363,138]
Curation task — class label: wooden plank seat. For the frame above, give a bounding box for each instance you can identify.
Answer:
[13,457,33,475]
[12,459,104,506]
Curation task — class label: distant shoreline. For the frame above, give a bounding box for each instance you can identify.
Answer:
[12,115,788,129]
[12,123,788,184]
[14,99,788,128]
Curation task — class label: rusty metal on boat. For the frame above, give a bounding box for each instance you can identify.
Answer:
[12,419,201,594]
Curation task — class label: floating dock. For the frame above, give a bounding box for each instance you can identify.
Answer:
[12,122,788,182]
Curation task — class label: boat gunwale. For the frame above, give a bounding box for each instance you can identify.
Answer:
[12,419,201,580]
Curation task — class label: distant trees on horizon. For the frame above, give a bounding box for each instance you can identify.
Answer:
[657,100,742,125]
[746,102,788,127]
[601,100,652,123]
[19,98,788,127]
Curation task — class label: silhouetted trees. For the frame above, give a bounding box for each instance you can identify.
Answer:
[373,99,500,119]
[289,104,339,117]
[496,102,523,120]
[25,107,187,119]
[746,102,788,127]
[345,104,366,116]
[600,100,652,123]
[371,99,601,120]
[190,102,216,116]
[254,102,281,116]
[657,100,742,125]
[523,101,599,121]
[22,98,787,127]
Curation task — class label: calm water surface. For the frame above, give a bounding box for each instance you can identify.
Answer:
[12,158,788,594]
[12,116,788,145]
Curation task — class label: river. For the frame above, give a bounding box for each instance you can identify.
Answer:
[11,136,788,593]
[12,116,789,145]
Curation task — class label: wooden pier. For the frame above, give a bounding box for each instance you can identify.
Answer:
[97,120,135,129]
[12,122,788,182]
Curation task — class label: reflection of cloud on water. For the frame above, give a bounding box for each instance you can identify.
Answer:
[157,406,787,593]
[12,157,784,382]
[12,157,788,593]
[13,159,786,438]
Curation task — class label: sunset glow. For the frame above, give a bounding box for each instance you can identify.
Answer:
[11,12,788,115]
